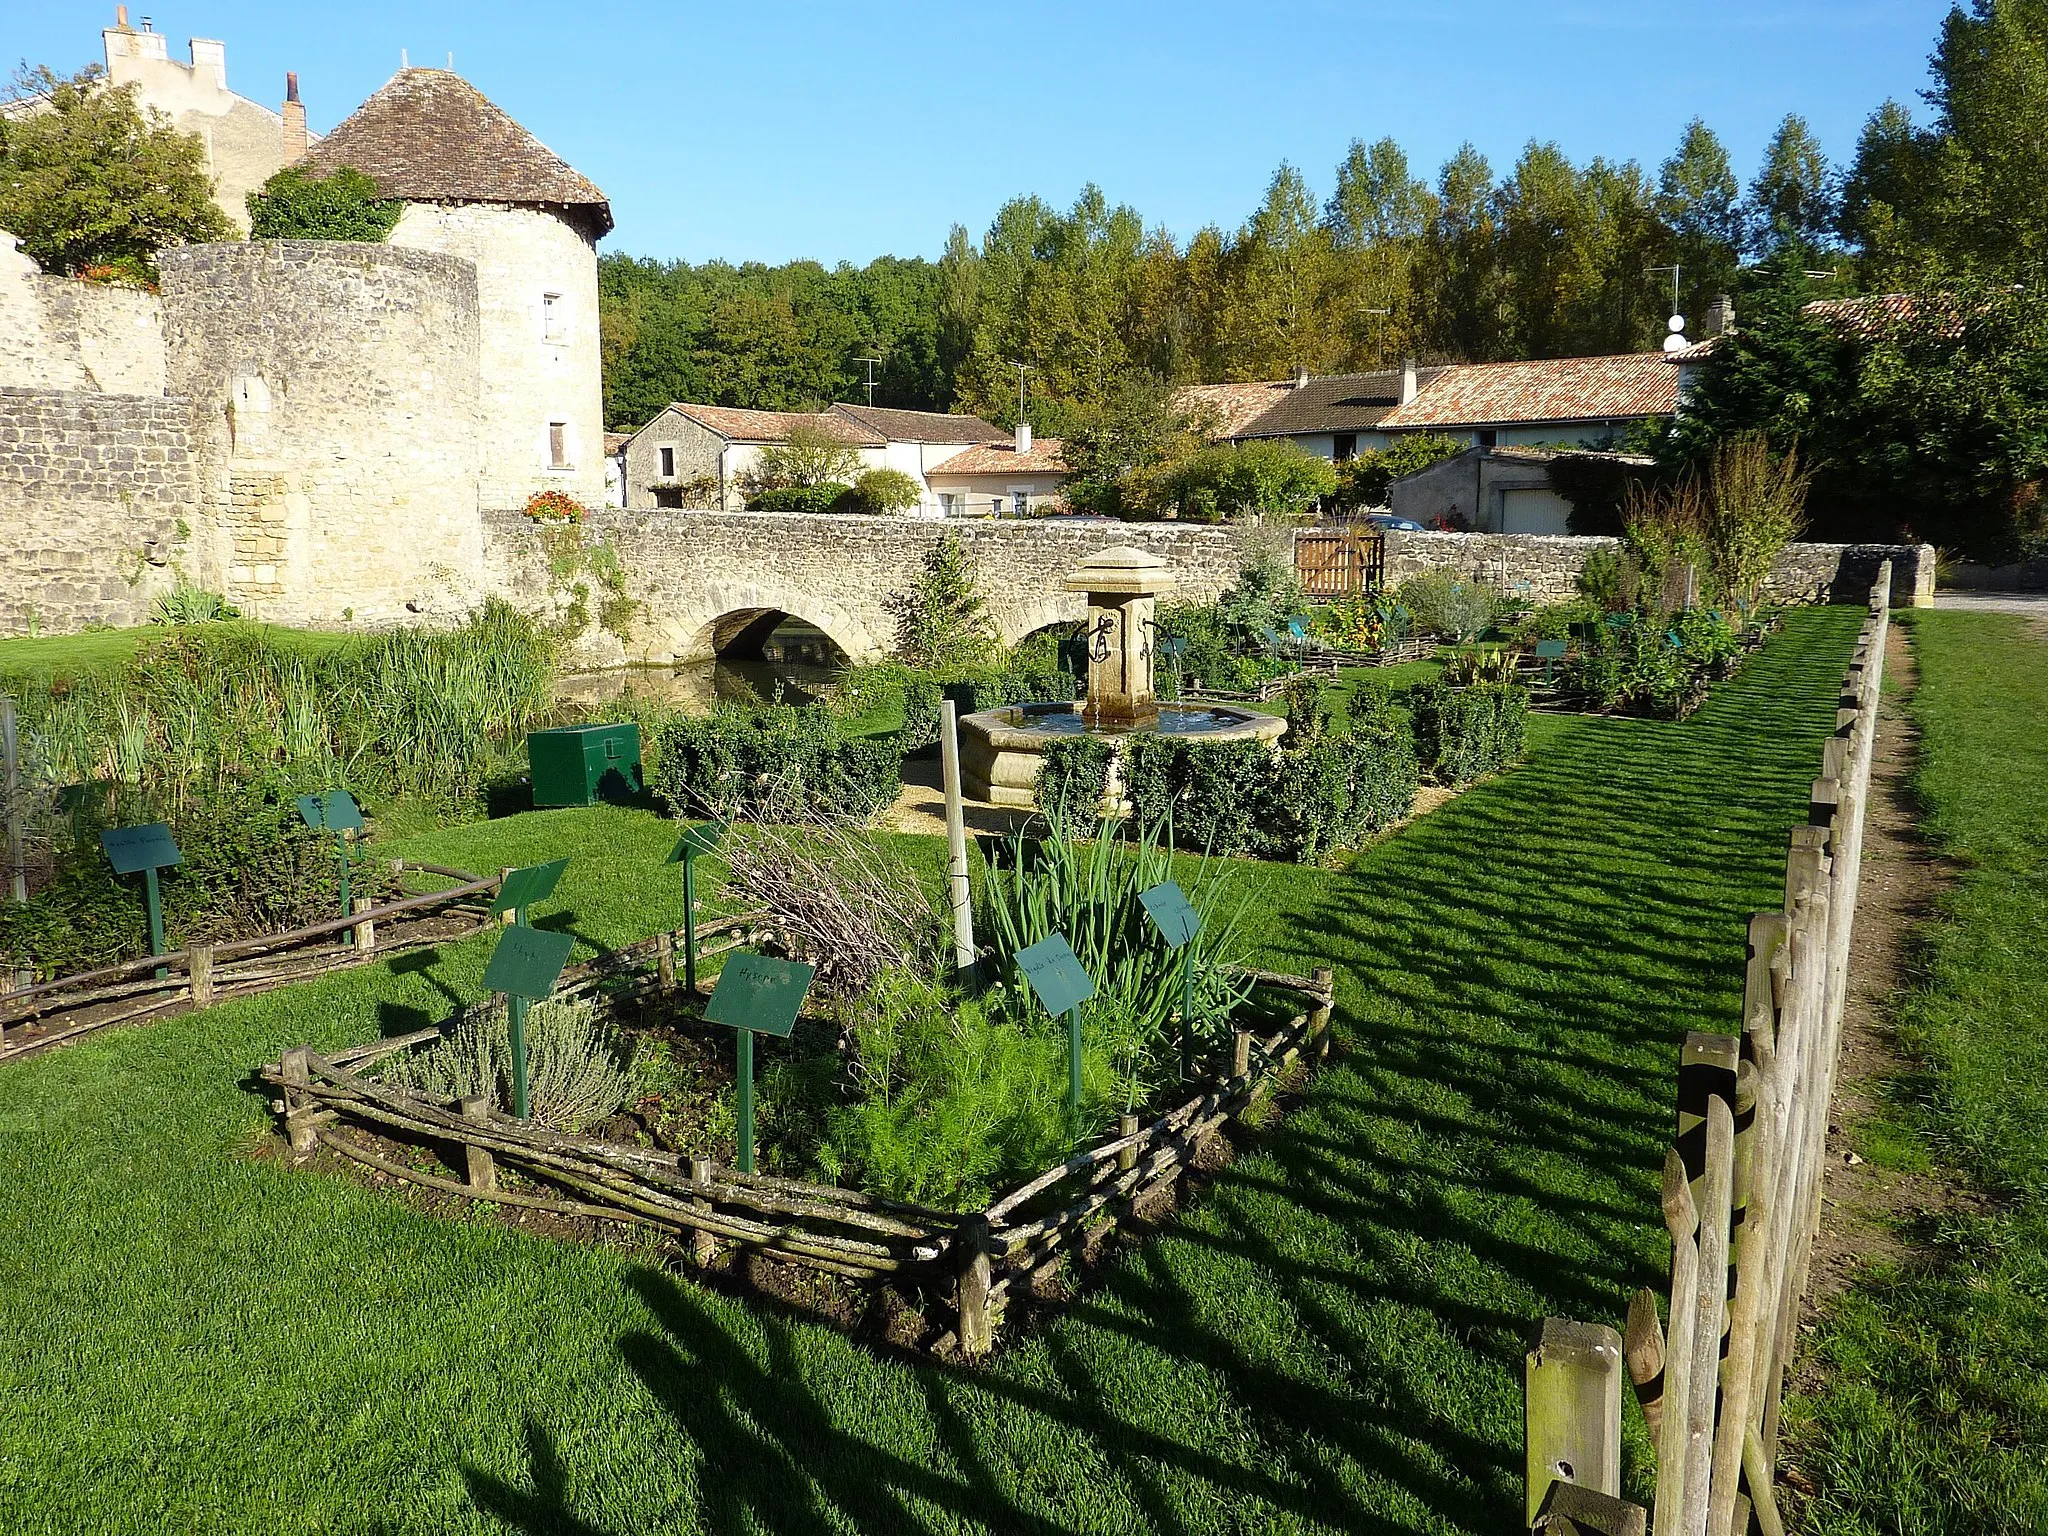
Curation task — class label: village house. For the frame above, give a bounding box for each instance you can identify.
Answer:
[924,426,1070,519]
[621,402,1004,512]
[1180,352,1679,461]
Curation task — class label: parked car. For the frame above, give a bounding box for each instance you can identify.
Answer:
[1365,512,1424,532]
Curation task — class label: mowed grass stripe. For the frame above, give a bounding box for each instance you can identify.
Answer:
[0,608,1858,1534]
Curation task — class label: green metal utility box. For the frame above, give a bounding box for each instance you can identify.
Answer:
[528,723,644,807]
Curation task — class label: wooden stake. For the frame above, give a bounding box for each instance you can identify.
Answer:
[459,1096,496,1193]
[939,699,975,974]
[1117,1113,1139,1173]
[657,931,675,991]
[188,943,214,1008]
[687,1157,716,1267]
[956,1216,993,1358]
[1653,1149,1700,1536]
[282,1046,318,1156]
[1310,966,1334,1060]
[1,694,23,907]
[1524,1316,1623,1527]
[1622,1288,1667,1438]
[351,897,376,957]
[1231,1028,1251,1081]
[1679,1098,1736,1536]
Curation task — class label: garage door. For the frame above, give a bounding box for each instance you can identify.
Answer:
[1501,487,1574,535]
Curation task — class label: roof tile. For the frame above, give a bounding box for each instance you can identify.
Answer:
[1377,353,1676,430]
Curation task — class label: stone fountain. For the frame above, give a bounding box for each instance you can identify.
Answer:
[958,546,1288,807]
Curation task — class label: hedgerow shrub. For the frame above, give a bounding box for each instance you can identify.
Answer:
[751,482,852,516]
[1395,570,1497,642]
[835,654,1078,751]
[1034,736,1115,819]
[650,704,901,823]
[1410,681,1528,785]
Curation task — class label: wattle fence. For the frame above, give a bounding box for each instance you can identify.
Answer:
[1522,565,1891,1536]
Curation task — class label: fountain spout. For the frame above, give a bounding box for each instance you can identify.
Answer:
[1062,546,1175,729]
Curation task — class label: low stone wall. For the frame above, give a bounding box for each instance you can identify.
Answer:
[483,509,1263,663]
[0,387,198,635]
[1378,529,1936,609]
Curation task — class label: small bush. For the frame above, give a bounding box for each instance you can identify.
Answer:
[1410,681,1528,786]
[750,482,853,516]
[384,994,632,1133]
[247,165,402,241]
[841,467,923,516]
[1395,570,1496,642]
[150,585,239,625]
[1034,736,1115,820]
[649,703,901,824]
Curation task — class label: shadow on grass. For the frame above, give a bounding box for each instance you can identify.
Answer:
[458,609,1861,1536]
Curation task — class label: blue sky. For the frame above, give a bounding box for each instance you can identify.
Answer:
[25,0,1948,265]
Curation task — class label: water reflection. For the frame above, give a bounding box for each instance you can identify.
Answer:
[555,619,845,714]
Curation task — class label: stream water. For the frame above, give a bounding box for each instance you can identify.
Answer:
[553,619,845,713]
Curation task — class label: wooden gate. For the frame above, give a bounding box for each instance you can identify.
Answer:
[1294,525,1385,597]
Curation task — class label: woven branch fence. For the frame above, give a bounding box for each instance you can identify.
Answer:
[0,861,499,1060]
[1521,565,1892,1536]
[262,955,1333,1358]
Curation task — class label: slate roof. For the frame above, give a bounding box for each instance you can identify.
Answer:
[301,69,612,235]
[1233,368,1451,439]
[1377,354,1677,430]
[828,404,1003,444]
[665,405,886,446]
[928,439,1068,476]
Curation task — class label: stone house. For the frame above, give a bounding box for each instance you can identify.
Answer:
[622,403,1001,512]
[924,430,1070,518]
[97,10,313,234]
[1179,352,1678,461]
[1388,445,1653,535]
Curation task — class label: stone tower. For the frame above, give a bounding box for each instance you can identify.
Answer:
[298,69,610,509]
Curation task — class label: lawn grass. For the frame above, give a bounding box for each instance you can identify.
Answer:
[1785,612,2048,1535]
[0,620,355,685]
[0,608,1859,1534]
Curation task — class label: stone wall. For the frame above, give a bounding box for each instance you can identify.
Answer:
[0,388,198,634]
[483,509,1264,664]
[160,240,485,625]
[1380,529,1936,608]
[0,237,165,395]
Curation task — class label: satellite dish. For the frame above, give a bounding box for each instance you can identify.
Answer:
[1667,313,1687,333]
[1663,332,1690,354]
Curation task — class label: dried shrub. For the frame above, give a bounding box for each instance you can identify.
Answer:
[384,994,632,1133]
[718,821,939,996]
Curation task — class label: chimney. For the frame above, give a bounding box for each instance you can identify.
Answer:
[1400,357,1418,405]
[1703,294,1735,338]
[281,72,306,163]
[1016,421,1032,455]
[1292,367,1310,390]
[115,5,129,27]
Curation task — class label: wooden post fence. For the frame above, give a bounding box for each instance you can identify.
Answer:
[1528,564,1891,1533]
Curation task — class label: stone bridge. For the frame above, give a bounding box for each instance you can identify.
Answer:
[483,509,1265,664]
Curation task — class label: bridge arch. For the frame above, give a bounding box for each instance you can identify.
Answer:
[633,575,888,665]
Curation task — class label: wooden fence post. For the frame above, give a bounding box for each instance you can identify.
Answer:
[281,1047,318,1157]
[352,897,376,957]
[1231,1028,1252,1081]
[188,943,215,1008]
[1310,966,1334,1060]
[459,1096,496,1193]
[956,1216,994,1359]
[657,931,676,991]
[1653,1150,1700,1536]
[1678,1097,1736,1536]
[1117,1113,1139,1173]
[1524,1316,1623,1527]
[687,1157,717,1268]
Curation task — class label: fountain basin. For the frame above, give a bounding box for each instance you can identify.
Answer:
[959,702,1288,807]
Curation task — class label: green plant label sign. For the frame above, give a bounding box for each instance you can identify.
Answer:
[482,924,575,1001]
[295,789,365,834]
[1138,881,1202,949]
[490,858,570,919]
[704,952,814,1039]
[1015,933,1096,1018]
[668,822,728,862]
[100,822,181,876]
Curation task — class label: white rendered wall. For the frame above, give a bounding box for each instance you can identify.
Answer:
[391,202,605,508]
[103,29,290,235]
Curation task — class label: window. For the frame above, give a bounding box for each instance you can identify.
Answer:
[1333,433,1357,462]
[658,445,676,479]
[1012,491,1029,518]
[542,292,564,342]
[549,422,568,469]
[939,492,957,518]
[1475,428,1498,448]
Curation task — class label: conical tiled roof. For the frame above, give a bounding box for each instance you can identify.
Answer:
[302,69,611,235]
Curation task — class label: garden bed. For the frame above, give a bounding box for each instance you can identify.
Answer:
[0,861,501,1061]
[258,948,1332,1359]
